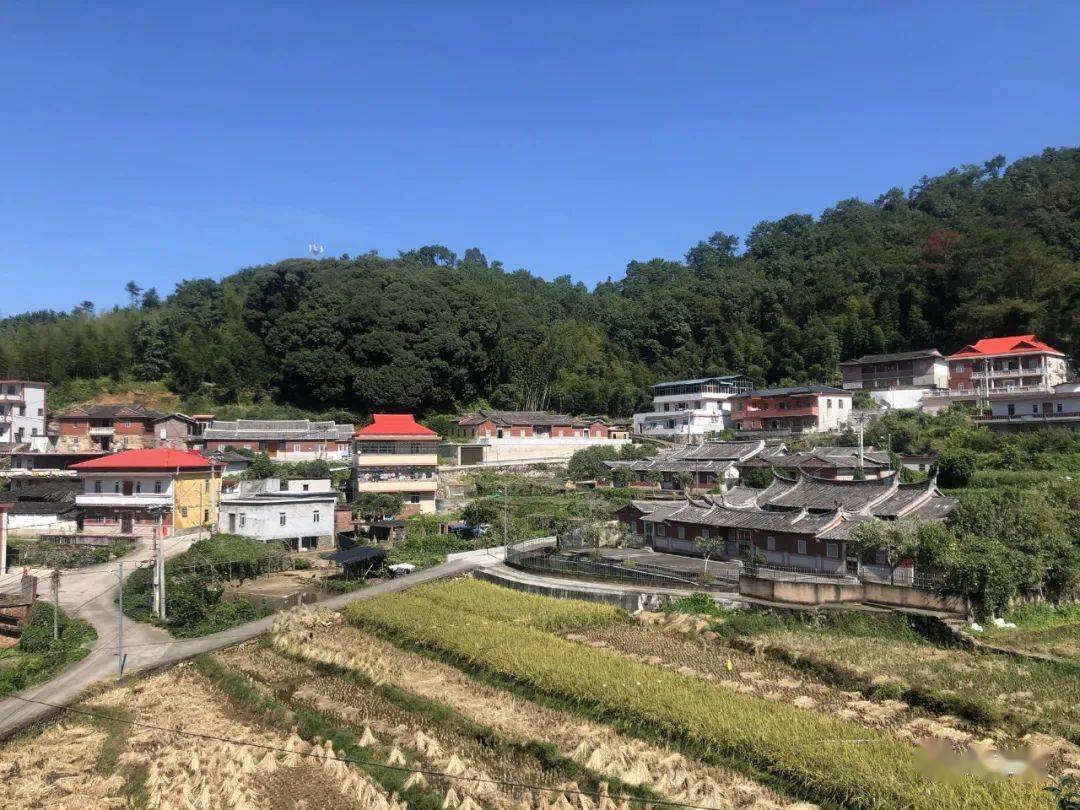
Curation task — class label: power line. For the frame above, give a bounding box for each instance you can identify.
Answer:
[2,692,726,810]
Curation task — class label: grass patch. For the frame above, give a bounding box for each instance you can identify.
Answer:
[344,580,1049,809]
[0,603,96,698]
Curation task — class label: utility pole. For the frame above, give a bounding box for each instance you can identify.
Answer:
[152,510,165,620]
[116,561,124,678]
[502,486,508,550]
[51,568,60,641]
[857,419,865,473]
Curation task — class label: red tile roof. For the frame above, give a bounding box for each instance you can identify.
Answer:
[69,448,217,472]
[949,335,1064,359]
[355,414,438,438]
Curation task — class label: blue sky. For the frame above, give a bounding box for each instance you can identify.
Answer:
[2,2,1078,314]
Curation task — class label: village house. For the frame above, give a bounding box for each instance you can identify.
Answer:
[840,350,948,392]
[71,448,221,537]
[740,445,893,480]
[730,385,852,433]
[445,410,628,466]
[0,480,80,537]
[193,419,353,462]
[616,471,955,578]
[55,404,197,452]
[971,382,1080,431]
[354,414,439,515]
[218,478,338,551]
[0,381,49,452]
[606,440,766,491]
[947,334,1068,395]
[632,375,755,438]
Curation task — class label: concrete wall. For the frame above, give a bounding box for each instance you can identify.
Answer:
[740,575,967,613]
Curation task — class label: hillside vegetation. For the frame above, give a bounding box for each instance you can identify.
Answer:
[1,147,1078,416]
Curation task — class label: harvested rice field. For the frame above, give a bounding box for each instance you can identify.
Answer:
[690,608,1080,744]
[1,577,1068,809]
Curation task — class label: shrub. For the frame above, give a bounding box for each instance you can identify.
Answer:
[293,557,313,570]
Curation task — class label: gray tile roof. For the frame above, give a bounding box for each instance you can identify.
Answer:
[606,440,764,473]
[203,419,353,442]
[840,349,943,365]
[734,384,849,397]
[457,410,601,427]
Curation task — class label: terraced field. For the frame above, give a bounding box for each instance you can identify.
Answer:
[1,577,1067,809]
[343,579,1053,809]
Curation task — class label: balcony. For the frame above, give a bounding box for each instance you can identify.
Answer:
[88,427,116,437]
[76,493,171,508]
[356,453,438,467]
[733,405,818,420]
[355,479,438,493]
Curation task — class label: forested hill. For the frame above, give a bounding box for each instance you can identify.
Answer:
[2,147,1079,418]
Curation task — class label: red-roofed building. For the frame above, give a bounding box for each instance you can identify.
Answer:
[947,335,1068,394]
[354,415,440,515]
[72,449,221,537]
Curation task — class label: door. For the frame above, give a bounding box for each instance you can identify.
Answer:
[121,513,133,533]
[1043,403,1053,419]
[122,480,134,496]
[228,513,236,533]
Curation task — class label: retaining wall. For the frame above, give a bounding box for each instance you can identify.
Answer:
[739,575,968,614]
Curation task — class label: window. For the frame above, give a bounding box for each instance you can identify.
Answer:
[203,509,209,522]
[302,483,309,491]
[826,543,839,559]
[1007,404,1015,416]
[410,494,421,504]
[838,399,844,409]
[293,444,301,452]
[279,513,287,526]
[181,507,188,517]
[313,510,320,523]
[114,482,120,493]
[154,481,162,494]
[94,481,102,494]
[677,525,685,539]
[797,539,807,555]
[204,480,210,492]
[1058,403,1064,413]
[826,399,832,409]
[766,535,776,551]
[701,528,709,539]
[655,523,666,537]
[135,481,142,493]
[1033,404,1040,414]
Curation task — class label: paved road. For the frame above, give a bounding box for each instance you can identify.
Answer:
[0,546,496,739]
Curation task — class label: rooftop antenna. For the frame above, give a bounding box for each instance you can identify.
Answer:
[308,242,325,259]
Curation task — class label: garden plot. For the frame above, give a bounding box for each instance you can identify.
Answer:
[268,606,799,809]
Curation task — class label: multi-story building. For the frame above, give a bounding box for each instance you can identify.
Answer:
[452,411,614,441]
[0,381,48,452]
[730,385,852,433]
[218,478,338,551]
[840,350,948,391]
[55,404,196,452]
[445,410,628,466]
[71,448,221,537]
[632,376,754,438]
[354,414,439,514]
[194,419,353,462]
[971,382,1080,431]
[947,335,1068,395]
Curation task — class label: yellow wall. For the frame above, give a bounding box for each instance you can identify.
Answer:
[172,471,221,531]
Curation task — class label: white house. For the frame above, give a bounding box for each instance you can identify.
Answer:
[633,376,755,438]
[0,381,48,452]
[972,382,1080,431]
[219,478,338,551]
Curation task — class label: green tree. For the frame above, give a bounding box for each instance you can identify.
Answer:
[694,534,727,577]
